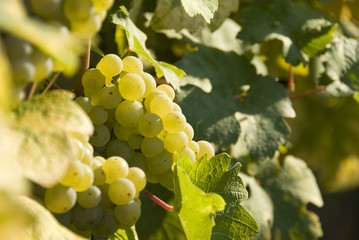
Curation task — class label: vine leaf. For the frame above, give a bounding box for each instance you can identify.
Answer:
[112,7,185,89]
[173,163,226,240]
[111,226,138,240]
[240,156,323,239]
[181,0,218,23]
[11,90,93,188]
[177,45,295,159]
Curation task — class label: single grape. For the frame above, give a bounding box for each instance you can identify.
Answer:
[71,12,102,37]
[163,111,187,134]
[163,131,188,153]
[113,123,139,141]
[156,84,175,101]
[106,139,134,160]
[141,72,156,98]
[172,102,182,113]
[102,156,129,184]
[118,73,145,100]
[146,150,173,175]
[96,54,123,78]
[91,0,114,13]
[72,205,103,231]
[128,133,144,150]
[138,112,163,138]
[149,94,173,118]
[94,155,106,164]
[143,90,166,111]
[88,105,108,125]
[183,122,194,141]
[82,68,106,92]
[72,164,94,192]
[77,185,102,208]
[69,137,85,160]
[90,124,110,147]
[129,152,148,172]
[63,0,95,22]
[98,85,122,109]
[75,96,93,113]
[60,159,85,187]
[114,200,141,229]
[115,100,144,127]
[178,147,196,162]
[108,178,136,205]
[122,56,143,74]
[196,140,215,159]
[44,184,77,214]
[141,137,164,157]
[188,140,199,156]
[30,50,54,81]
[126,167,146,193]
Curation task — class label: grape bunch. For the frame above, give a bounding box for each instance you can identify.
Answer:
[42,133,145,237]
[77,54,215,190]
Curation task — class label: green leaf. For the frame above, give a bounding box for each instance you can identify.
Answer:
[177,45,294,158]
[111,226,138,240]
[11,90,93,187]
[112,7,185,89]
[18,196,87,240]
[151,0,238,33]
[174,164,226,240]
[181,0,218,23]
[0,0,82,75]
[237,0,336,65]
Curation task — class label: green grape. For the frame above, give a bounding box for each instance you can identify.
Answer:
[115,100,144,127]
[53,210,72,227]
[69,137,85,160]
[129,152,148,172]
[157,129,167,140]
[188,140,199,156]
[88,105,108,125]
[141,72,156,98]
[149,94,174,118]
[4,35,32,60]
[145,170,160,184]
[98,85,122,109]
[72,164,94,192]
[163,131,188,153]
[91,0,114,13]
[144,90,166,111]
[11,58,35,85]
[114,200,141,229]
[89,124,110,147]
[106,139,134,160]
[77,185,102,208]
[122,56,143,74]
[90,156,102,170]
[80,148,94,167]
[183,122,194,141]
[156,84,175,101]
[72,205,103,231]
[178,147,196,162]
[126,167,146,193]
[94,166,106,185]
[138,112,163,138]
[108,178,136,205]
[30,50,54,81]
[172,102,182,112]
[63,0,94,22]
[163,111,187,134]
[60,159,84,187]
[72,13,102,37]
[44,184,77,214]
[118,73,145,100]
[141,137,164,157]
[102,156,129,184]
[82,68,106,92]
[146,150,173,175]
[96,54,123,78]
[128,133,143,150]
[113,123,138,141]
[94,155,106,164]
[92,208,119,237]
[70,132,89,145]
[75,96,92,113]
[159,169,174,190]
[196,140,215,159]
[29,0,63,20]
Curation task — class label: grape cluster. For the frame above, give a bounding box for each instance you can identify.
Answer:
[2,0,114,99]
[43,133,145,236]
[77,54,215,190]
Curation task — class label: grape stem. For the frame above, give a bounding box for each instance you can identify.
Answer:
[75,37,91,97]
[289,86,326,100]
[142,189,174,212]
[42,72,61,95]
[27,81,38,100]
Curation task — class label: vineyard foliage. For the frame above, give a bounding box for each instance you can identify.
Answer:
[1,0,359,239]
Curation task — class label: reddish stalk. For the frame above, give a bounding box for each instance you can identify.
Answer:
[142,189,174,212]
[27,81,38,100]
[290,86,326,100]
[41,72,61,95]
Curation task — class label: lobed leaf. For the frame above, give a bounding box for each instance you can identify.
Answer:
[181,0,218,23]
